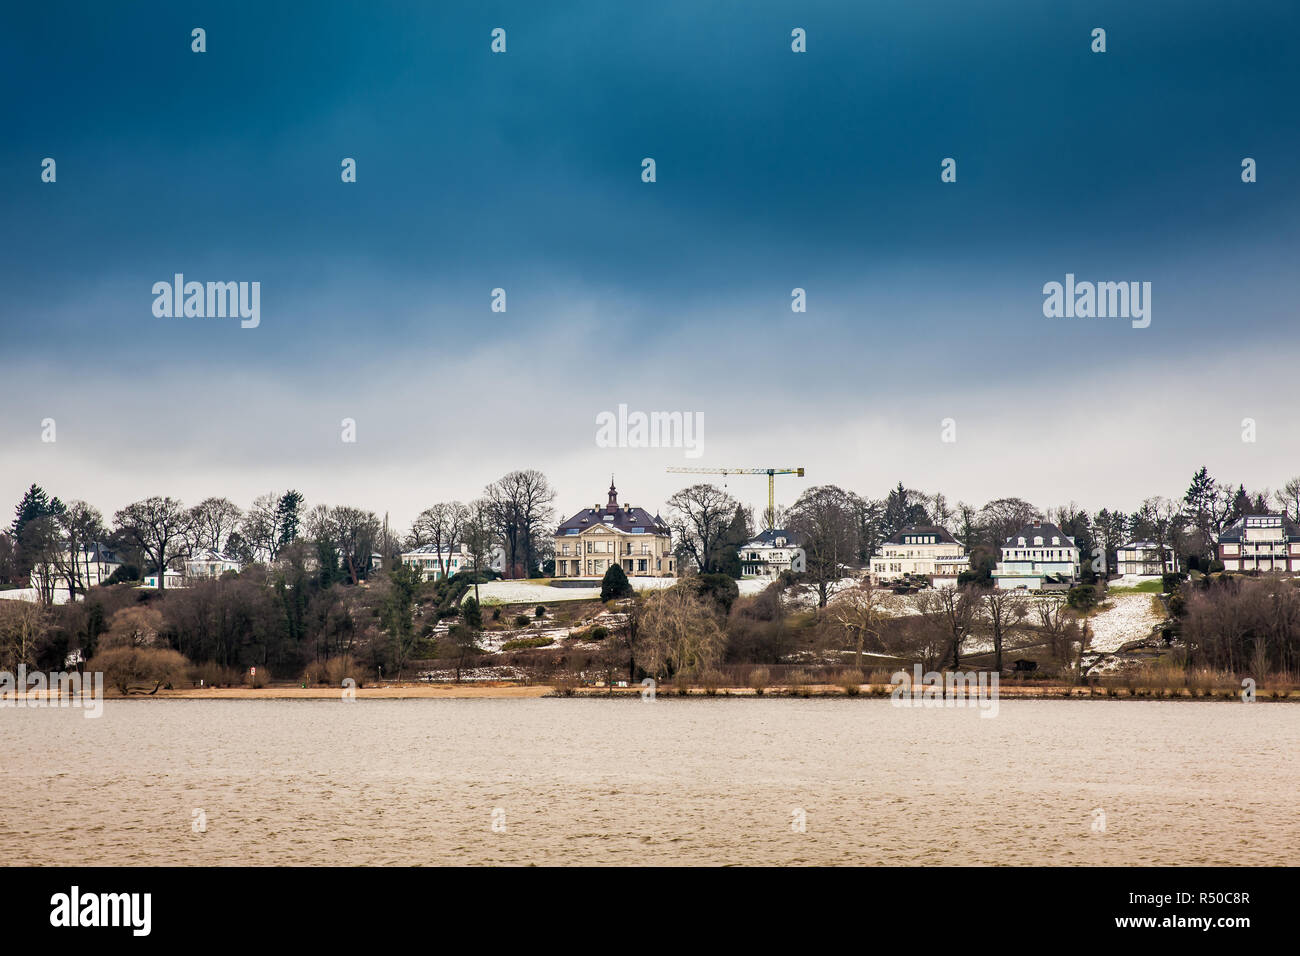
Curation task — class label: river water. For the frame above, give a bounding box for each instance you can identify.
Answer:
[1,699,1294,865]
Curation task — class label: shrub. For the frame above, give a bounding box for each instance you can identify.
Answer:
[1067,584,1099,612]
[501,636,555,651]
[514,614,531,627]
[747,666,771,695]
[600,564,634,601]
[91,646,189,694]
[588,625,608,641]
[534,605,547,618]
[839,669,865,696]
[689,573,740,615]
[244,665,272,689]
[301,660,328,685]
[699,669,724,696]
[492,607,501,621]
[190,660,242,688]
[550,674,578,696]
[324,655,365,688]
[786,669,813,696]
[462,597,483,628]
[104,564,141,585]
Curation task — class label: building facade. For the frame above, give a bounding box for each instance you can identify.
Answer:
[29,541,124,595]
[739,529,805,579]
[185,549,242,580]
[993,521,1081,591]
[1219,514,1300,572]
[1115,540,1178,577]
[553,480,674,578]
[401,543,474,581]
[869,526,968,583]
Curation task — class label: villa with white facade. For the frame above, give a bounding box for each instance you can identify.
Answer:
[739,529,805,579]
[185,548,242,580]
[870,525,968,583]
[1115,540,1178,578]
[1218,513,1300,572]
[28,541,124,595]
[401,543,475,581]
[993,521,1081,591]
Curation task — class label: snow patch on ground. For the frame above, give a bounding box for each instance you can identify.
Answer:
[470,576,771,606]
[1086,592,1163,652]
[0,588,70,605]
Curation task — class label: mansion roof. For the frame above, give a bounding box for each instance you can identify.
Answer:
[1218,513,1300,543]
[1003,521,1075,547]
[743,529,804,548]
[882,525,962,546]
[556,480,669,537]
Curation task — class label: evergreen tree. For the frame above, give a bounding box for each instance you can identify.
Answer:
[462,595,483,628]
[11,484,63,539]
[600,563,634,601]
[276,490,304,546]
[711,504,751,578]
[882,482,930,537]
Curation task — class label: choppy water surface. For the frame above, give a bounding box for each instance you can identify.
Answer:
[1,699,1294,865]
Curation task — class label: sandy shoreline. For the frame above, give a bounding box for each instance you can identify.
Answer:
[139,683,553,700]
[14,682,1280,701]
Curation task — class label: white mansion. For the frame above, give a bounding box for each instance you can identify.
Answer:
[739,529,806,579]
[552,480,675,578]
[29,541,124,595]
[992,521,1081,591]
[1114,540,1178,578]
[1218,514,1300,573]
[869,525,968,583]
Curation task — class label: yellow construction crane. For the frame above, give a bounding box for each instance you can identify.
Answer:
[665,466,806,530]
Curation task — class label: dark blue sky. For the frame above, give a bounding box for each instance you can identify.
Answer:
[3,1,1297,522]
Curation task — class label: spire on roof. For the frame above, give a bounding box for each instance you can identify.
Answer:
[607,477,618,511]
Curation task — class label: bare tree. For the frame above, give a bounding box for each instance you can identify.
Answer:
[189,497,243,554]
[0,599,49,670]
[113,497,190,591]
[243,493,287,563]
[787,484,859,608]
[21,514,64,603]
[637,586,727,680]
[915,584,978,669]
[409,501,470,578]
[1034,596,1078,669]
[54,501,106,601]
[978,497,1043,553]
[329,506,383,585]
[665,483,737,575]
[981,588,1028,673]
[831,578,893,669]
[484,470,556,578]
[1274,477,1300,522]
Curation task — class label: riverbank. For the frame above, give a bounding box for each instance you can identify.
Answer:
[46,679,1296,701]
[101,682,551,700]
[560,682,1299,701]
